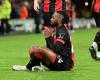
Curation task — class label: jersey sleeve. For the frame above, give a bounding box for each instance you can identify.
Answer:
[54,29,70,56]
[45,36,54,50]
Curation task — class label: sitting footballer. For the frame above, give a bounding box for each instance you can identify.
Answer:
[12,12,74,71]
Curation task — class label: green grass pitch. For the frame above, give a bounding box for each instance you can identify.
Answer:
[0,28,100,80]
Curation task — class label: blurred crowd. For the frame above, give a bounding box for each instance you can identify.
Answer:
[0,0,42,35]
[0,0,92,35]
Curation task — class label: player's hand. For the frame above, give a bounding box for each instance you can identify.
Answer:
[42,27,54,38]
[34,1,40,13]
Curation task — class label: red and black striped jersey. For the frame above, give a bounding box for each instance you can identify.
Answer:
[92,0,100,13]
[43,0,66,12]
[45,24,74,66]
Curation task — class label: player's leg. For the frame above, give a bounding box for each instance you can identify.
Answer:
[89,30,100,60]
[89,12,100,60]
[93,29,100,59]
[12,46,43,71]
[12,46,56,71]
[27,46,57,70]
[26,46,42,70]
[41,45,74,71]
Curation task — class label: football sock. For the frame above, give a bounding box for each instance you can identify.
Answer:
[26,54,40,70]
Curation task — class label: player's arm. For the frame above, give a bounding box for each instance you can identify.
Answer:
[45,36,54,50]
[43,27,55,50]
[54,37,65,55]
[34,0,42,12]
[54,31,70,56]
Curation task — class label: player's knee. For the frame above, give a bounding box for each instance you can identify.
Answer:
[97,29,100,33]
[29,48,36,56]
[29,47,43,59]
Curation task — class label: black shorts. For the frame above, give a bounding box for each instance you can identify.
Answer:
[42,55,72,71]
[93,12,100,27]
[43,12,69,26]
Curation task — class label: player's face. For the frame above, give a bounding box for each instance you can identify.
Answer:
[50,13,58,26]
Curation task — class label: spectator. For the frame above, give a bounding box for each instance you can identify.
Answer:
[0,0,12,35]
[10,0,20,19]
[19,1,29,20]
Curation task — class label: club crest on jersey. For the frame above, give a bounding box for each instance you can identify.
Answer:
[58,33,65,39]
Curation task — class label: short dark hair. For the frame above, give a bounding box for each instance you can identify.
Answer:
[55,11,69,24]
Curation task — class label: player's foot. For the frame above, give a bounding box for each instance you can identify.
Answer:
[89,46,97,60]
[12,65,28,71]
[32,66,45,72]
